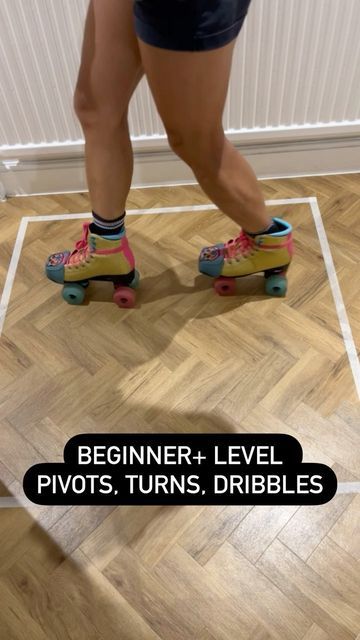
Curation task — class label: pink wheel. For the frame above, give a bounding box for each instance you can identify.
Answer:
[113,286,136,308]
[214,277,236,296]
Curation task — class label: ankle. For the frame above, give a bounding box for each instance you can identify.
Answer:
[245,219,282,237]
[91,210,126,236]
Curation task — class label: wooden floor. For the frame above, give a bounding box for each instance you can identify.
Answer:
[0,174,359,639]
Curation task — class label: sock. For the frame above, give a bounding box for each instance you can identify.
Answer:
[90,210,126,236]
[245,219,282,237]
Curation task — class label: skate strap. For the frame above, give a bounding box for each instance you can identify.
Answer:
[95,237,135,269]
[255,236,293,253]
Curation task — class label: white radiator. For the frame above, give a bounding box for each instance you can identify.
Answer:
[1,0,360,193]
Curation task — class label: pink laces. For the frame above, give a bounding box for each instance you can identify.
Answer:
[68,223,91,265]
[223,230,254,260]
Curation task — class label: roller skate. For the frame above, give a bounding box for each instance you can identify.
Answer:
[199,217,293,297]
[45,223,139,308]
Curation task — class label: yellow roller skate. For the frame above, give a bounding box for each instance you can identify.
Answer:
[45,223,139,308]
[199,217,293,297]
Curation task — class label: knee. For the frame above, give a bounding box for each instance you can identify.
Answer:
[73,86,96,126]
[167,126,225,174]
[73,86,127,131]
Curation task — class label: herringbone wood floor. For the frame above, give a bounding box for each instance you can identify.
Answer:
[0,174,359,639]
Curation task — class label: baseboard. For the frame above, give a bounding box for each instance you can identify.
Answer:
[1,124,360,197]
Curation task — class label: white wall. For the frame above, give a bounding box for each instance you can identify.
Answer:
[1,0,360,195]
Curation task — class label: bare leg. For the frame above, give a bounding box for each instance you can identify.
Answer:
[137,39,270,234]
[74,0,144,220]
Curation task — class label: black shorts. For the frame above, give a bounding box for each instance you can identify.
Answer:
[133,0,252,52]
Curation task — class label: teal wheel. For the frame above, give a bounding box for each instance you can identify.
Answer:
[130,269,140,289]
[265,274,287,297]
[62,283,86,305]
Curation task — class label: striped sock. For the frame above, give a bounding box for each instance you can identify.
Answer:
[90,210,126,236]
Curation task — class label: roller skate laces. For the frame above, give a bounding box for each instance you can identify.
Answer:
[223,230,255,262]
[67,223,92,266]
[46,223,92,270]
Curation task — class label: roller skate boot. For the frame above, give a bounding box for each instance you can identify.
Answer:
[45,223,139,308]
[199,217,293,297]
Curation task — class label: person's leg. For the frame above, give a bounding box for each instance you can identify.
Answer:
[46,1,143,306]
[74,0,144,221]
[136,38,270,234]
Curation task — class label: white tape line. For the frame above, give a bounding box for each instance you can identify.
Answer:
[265,198,315,206]
[24,197,312,223]
[27,204,218,222]
[0,496,34,508]
[0,217,28,336]
[0,480,358,508]
[337,482,360,494]
[310,198,360,399]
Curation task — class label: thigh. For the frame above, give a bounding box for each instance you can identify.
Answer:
[137,38,236,141]
[75,0,144,118]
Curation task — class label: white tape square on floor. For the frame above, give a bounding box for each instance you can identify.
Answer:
[0,197,358,502]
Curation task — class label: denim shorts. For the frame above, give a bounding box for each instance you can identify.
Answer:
[133,0,252,51]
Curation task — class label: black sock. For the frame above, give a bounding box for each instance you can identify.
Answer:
[90,210,126,236]
[246,219,282,237]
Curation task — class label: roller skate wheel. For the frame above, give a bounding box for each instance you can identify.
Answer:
[214,277,237,296]
[113,286,136,308]
[62,283,86,305]
[130,269,140,289]
[265,274,287,297]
